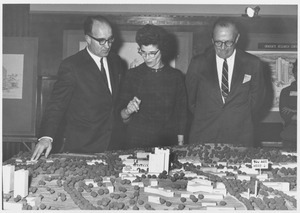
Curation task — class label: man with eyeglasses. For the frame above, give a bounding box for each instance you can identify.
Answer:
[31,15,125,160]
[186,18,265,147]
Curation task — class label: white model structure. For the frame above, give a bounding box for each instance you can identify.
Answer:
[185,179,227,197]
[105,182,114,193]
[3,202,23,210]
[148,195,161,204]
[119,173,137,182]
[132,159,149,171]
[187,183,214,193]
[102,177,111,183]
[239,165,259,175]
[144,186,174,197]
[237,174,251,181]
[211,189,227,197]
[217,162,227,167]
[180,192,224,200]
[119,154,132,161]
[262,182,290,192]
[148,148,170,173]
[256,174,269,181]
[184,172,199,178]
[280,151,297,156]
[13,169,29,198]
[86,159,106,165]
[206,206,235,210]
[201,201,217,206]
[272,162,297,169]
[188,178,212,186]
[178,158,202,166]
[122,165,139,173]
[200,193,224,200]
[136,152,150,159]
[200,167,218,173]
[149,179,158,186]
[2,164,15,194]
[131,182,144,187]
[26,197,36,207]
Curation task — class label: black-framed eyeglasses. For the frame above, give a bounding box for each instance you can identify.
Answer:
[88,34,114,45]
[138,48,160,58]
[213,38,236,47]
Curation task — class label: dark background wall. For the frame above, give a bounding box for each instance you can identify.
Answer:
[2,4,297,161]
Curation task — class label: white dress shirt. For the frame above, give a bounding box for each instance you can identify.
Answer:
[87,47,112,93]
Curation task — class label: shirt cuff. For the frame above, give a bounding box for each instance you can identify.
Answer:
[38,136,53,143]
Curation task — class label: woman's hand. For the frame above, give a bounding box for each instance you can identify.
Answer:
[121,96,141,122]
[126,96,141,114]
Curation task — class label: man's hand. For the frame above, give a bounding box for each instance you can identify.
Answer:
[31,138,52,161]
[281,107,296,114]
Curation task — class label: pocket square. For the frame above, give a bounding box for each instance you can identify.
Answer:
[242,74,251,84]
[290,91,297,96]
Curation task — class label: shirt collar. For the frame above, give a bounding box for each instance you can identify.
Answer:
[216,49,236,63]
[86,47,105,62]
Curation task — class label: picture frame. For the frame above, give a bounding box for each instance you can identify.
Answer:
[2,37,38,136]
[247,51,297,122]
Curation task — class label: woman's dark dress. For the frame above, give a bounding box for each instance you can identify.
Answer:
[119,63,187,149]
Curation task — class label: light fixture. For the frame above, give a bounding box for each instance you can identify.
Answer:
[244,6,260,18]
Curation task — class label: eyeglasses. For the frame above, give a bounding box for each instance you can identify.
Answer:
[138,49,160,58]
[213,38,236,47]
[88,34,114,45]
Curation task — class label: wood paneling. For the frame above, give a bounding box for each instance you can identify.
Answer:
[2,6,297,159]
[3,4,30,36]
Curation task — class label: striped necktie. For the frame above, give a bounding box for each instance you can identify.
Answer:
[221,58,229,99]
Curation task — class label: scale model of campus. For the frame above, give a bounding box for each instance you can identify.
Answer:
[2,143,297,210]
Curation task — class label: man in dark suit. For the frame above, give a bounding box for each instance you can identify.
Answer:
[279,60,297,148]
[31,15,124,160]
[186,18,265,147]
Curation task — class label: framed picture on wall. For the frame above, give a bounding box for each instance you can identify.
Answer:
[3,54,24,99]
[63,30,193,74]
[244,32,297,123]
[247,51,297,111]
[3,37,38,136]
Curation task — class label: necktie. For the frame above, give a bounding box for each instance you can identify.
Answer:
[221,59,229,100]
[100,57,109,86]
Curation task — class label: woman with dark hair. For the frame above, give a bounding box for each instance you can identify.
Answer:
[119,24,187,149]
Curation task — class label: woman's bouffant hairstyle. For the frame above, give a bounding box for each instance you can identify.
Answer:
[136,24,174,63]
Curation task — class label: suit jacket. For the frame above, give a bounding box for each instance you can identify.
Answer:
[39,48,124,153]
[186,48,265,146]
[279,81,297,126]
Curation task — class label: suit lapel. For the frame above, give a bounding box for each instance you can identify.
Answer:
[83,49,112,96]
[83,50,104,82]
[206,53,224,105]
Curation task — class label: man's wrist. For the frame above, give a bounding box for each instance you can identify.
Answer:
[177,135,184,145]
[38,136,53,143]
